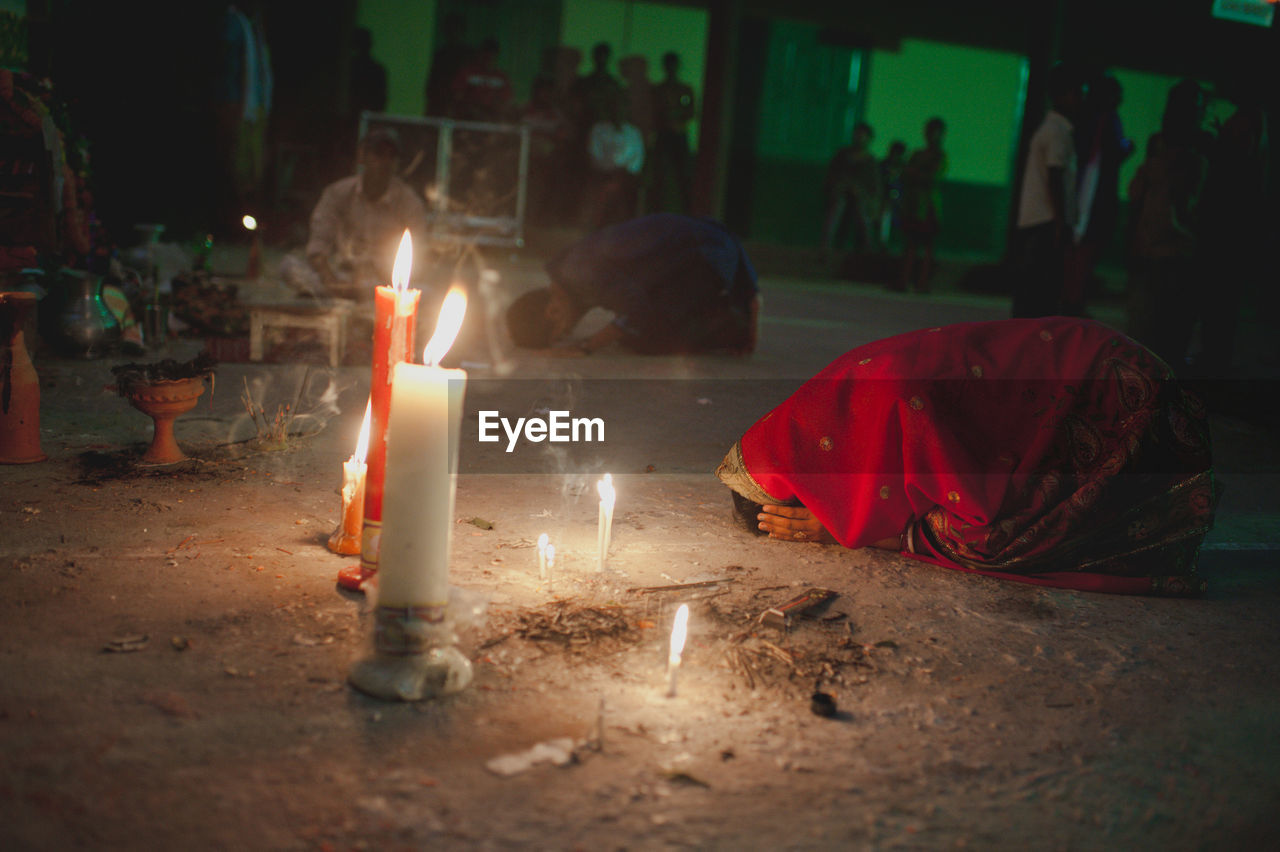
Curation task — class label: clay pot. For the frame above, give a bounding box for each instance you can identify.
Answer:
[0,291,47,463]
[124,376,206,464]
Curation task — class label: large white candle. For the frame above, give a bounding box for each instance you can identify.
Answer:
[376,288,468,608]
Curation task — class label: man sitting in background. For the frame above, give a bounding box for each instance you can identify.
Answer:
[280,127,429,300]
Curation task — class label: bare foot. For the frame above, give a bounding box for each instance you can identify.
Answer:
[757,505,836,543]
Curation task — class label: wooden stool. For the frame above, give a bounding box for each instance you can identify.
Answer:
[249,299,355,368]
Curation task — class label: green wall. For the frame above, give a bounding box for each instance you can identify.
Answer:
[748,33,1026,251]
[865,39,1026,186]
[358,0,437,116]
[754,19,864,161]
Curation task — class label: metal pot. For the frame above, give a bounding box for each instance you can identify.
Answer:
[49,269,122,359]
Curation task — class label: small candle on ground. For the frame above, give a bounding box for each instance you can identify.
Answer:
[544,543,555,590]
[327,399,371,555]
[537,533,549,581]
[596,473,615,571]
[666,603,689,698]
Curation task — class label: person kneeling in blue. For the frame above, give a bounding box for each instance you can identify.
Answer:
[506,214,759,356]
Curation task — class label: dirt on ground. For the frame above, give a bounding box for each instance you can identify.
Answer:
[3,271,1279,851]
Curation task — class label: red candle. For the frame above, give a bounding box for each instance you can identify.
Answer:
[338,231,420,591]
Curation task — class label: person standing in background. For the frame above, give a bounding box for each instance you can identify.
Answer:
[650,51,696,214]
[348,27,387,123]
[1196,78,1270,376]
[583,95,645,229]
[213,2,273,237]
[878,140,907,250]
[1064,72,1132,317]
[822,121,881,260]
[898,118,947,293]
[1125,80,1212,374]
[423,14,470,119]
[1011,62,1084,318]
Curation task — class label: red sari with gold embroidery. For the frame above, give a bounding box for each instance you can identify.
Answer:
[717,318,1216,595]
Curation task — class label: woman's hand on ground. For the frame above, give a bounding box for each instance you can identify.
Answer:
[757,505,836,544]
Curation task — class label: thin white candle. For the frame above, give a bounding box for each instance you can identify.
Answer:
[376,287,468,607]
[596,473,615,571]
[537,533,549,581]
[544,543,555,589]
[666,603,689,697]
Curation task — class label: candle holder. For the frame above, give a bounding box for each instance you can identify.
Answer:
[349,604,473,701]
[111,354,216,465]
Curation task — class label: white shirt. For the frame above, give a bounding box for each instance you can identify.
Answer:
[305,174,428,283]
[1017,110,1077,229]
[588,122,645,175]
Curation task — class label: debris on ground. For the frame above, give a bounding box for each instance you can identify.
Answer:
[485,737,581,776]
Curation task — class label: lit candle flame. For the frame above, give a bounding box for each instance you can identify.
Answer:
[669,604,689,667]
[538,533,549,555]
[392,229,412,293]
[545,543,555,568]
[597,472,615,511]
[242,214,258,231]
[422,286,468,367]
[354,399,372,464]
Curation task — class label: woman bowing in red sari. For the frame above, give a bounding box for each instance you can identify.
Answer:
[716,318,1217,596]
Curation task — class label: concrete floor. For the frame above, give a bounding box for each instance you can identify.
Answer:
[2,241,1277,849]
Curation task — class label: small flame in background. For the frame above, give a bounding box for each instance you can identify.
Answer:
[423,286,468,367]
[242,214,258,231]
[392,229,413,293]
[354,399,372,464]
[537,532,549,556]
[597,472,615,511]
[669,603,689,667]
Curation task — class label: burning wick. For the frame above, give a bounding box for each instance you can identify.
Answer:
[328,400,371,555]
[387,230,417,385]
[537,533,549,581]
[666,604,689,698]
[544,544,555,590]
[596,473,615,571]
[241,214,258,231]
